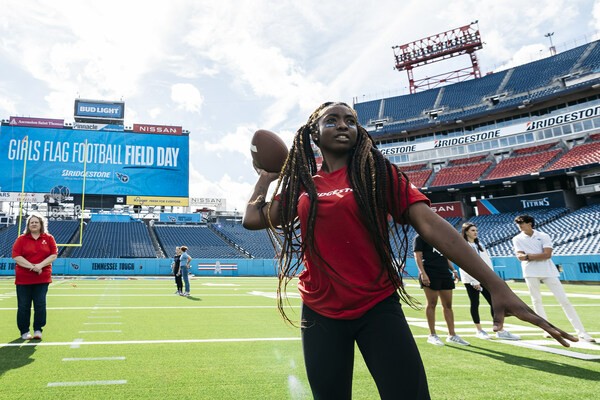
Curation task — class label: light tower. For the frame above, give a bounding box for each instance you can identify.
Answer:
[545,32,556,56]
[392,21,483,94]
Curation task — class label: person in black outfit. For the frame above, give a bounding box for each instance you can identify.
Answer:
[413,235,470,346]
[171,246,183,295]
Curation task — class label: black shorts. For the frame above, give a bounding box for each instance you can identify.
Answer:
[419,275,455,291]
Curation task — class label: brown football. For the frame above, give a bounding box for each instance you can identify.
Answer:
[250,129,289,173]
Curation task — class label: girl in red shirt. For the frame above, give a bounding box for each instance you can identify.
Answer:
[12,213,57,340]
[243,102,577,399]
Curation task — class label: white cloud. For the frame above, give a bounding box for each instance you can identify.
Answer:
[171,83,204,112]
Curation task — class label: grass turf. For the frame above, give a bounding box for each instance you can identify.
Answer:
[0,277,598,399]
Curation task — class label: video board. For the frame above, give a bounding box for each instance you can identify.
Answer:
[0,125,189,198]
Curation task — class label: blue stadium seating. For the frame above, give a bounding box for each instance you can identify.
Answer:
[383,89,440,121]
[354,99,381,125]
[71,221,156,258]
[154,225,245,259]
[579,42,600,72]
[502,45,587,94]
[211,223,277,259]
[439,71,507,109]
[0,220,80,258]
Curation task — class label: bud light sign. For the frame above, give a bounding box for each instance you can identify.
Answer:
[74,100,125,120]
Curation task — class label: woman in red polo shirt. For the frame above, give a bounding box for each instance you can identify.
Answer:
[243,101,577,399]
[12,213,57,340]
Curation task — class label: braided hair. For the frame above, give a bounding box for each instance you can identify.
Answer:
[266,102,420,323]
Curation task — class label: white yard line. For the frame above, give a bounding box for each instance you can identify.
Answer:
[48,380,127,387]
[62,357,126,361]
[4,337,302,347]
[498,339,600,360]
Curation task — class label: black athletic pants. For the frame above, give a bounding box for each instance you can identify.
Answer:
[301,294,430,400]
[464,284,494,324]
[173,266,183,292]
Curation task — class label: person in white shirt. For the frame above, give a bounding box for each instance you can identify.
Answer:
[512,214,595,342]
[461,223,520,341]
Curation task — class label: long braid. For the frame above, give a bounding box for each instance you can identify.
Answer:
[268,102,420,324]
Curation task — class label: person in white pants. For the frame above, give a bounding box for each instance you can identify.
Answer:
[512,214,595,342]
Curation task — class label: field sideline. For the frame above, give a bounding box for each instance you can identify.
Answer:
[0,276,598,399]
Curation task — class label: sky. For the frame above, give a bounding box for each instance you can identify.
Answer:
[1,0,600,212]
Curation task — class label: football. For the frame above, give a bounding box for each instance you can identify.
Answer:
[250,129,289,173]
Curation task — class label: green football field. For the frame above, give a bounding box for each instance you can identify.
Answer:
[0,276,598,400]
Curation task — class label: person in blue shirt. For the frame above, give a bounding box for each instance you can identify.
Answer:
[179,246,192,296]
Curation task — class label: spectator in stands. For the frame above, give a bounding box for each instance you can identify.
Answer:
[12,212,58,340]
[243,101,577,400]
[512,215,596,342]
[413,234,470,346]
[171,246,183,295]
[460,223,520,341]
[179,246,192,296]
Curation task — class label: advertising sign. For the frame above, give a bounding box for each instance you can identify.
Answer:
[190,197,226,211]
[476,190,566,215]
[0,192,47,203]
[73,122,124,131]
[0,125,189,198]
[74,99,125,120]
[159,213,201,223]
[126,196,189,207]
[133,124,183,135]
[8,116,64,129]
[431,201,464,218]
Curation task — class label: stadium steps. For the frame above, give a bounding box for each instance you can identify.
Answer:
[433,86,445,109]
[495,68,514,95]
[571,41,598,72]
[208,224,252,258]
[147,222,165,258]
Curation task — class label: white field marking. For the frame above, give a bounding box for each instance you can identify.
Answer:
[498,339,600,360]
[91,310,121,313]
[406,317,560,334]
[202,283,240,286]
[70,338,84,348]
[0,305,285,311]
[512,289,600,300]
[48,380,127,387]
[83,322,123,325]
[249,291,302,299]
[2,337,301,347]
[62,357,126,361]
[88,316,122,318]
[78,330,122,333]
[46,294,271,297]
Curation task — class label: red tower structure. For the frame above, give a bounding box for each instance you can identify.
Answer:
[393,22,483,94]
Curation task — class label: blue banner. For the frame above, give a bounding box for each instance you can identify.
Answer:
[159,213,201,224]
[0,125,189,197]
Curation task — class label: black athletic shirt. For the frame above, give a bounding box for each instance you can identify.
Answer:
[413,235,452,279]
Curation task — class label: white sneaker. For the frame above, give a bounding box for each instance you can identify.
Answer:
[21,332,32,340]
[183,292,190,297]
[446,335,470,346]
[476,330,491,340]
[427,334,445,346]
[33,330,42,340]
[578,333,596,343]
[496,330,520,340]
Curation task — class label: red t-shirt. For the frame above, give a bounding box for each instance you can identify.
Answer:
[297,166,430,319]
[12,232,57,285]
